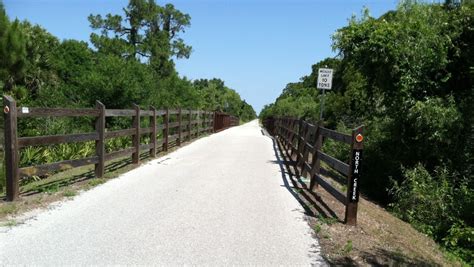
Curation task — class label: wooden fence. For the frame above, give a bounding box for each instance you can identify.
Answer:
[264,117,364,225]
[214,112,239,131]
[3,95,238,201]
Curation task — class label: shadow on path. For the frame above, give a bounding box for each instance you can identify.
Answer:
[19,151,153,197]
[265,130,341,222]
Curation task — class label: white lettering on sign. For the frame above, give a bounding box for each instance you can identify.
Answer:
[352,178,358,201]
[353,152,360,174]
[317,68,333,90]
[351,151,361,201]
[22,107,29,114]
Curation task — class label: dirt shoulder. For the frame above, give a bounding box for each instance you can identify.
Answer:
[311,194,456,266]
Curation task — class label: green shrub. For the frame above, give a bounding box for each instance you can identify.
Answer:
[389,164,473,263]
[443,222,474,264]
[19,142,95,168]
[390,164,454,237]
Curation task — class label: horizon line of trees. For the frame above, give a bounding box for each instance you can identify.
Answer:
[0,0,256,120]
[260,1,473,263]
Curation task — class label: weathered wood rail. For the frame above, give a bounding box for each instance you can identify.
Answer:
[3,95,238,201]
[214,112,239,132]
[263,117,364,225]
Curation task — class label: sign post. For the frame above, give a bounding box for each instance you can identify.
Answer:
[345,126,364,225]
[317,68,333,121]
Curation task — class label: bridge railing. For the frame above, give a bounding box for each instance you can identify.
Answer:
[265,116,364,225]
[3,95,238,201]
[213,112,239,132]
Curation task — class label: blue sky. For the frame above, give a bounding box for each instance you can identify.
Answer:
[4,0,398,113]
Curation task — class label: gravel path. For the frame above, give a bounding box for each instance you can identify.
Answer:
[0,120,326,265]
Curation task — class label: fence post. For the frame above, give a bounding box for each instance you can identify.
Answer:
[213,112,217,132]
[3,95,19,201]
[279,118,284,143]
[177,108,182,146]
[203,111,206,134]
[150,106,156,157]
[280,117,283,137]
[296,119,304,168]
[95,101,105,178]
[288,119,296,157]
[345,126,364,226]
[188,110,192,141]
[210,112,213,132]
[163,108,169,152]
[297,121,310,177]
[291,119,297,157]
[132,104,140,164]
[274,118,278,137]
[309,124,323,190]
[205,112,207,132]
[196,111,200,137]
[211,112,214,133]
[275,118,280,137]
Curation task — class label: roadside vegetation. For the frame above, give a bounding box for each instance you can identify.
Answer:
[260,1,473,264]
[0,0,256,192]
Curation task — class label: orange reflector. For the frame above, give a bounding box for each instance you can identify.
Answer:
[3,106,9,114]
[356,133,363,143]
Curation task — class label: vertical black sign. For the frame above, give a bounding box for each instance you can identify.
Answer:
[349,149,362,203]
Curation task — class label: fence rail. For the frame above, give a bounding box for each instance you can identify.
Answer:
[263,116,364,226]
[213,112,239,132]
[3,95,238,201]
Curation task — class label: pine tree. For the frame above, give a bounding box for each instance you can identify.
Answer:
[0,3,26,92]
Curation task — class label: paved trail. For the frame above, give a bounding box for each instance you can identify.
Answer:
[0,120,325,265]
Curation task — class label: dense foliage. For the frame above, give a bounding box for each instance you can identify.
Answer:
[260,2,473,263]
[0,1,255,187]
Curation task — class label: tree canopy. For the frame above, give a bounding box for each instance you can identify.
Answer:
[0,1,255,121]
[0,3,26,94]
[88,0,192,77]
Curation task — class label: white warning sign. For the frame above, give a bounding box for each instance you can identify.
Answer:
[317,68,333,90]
